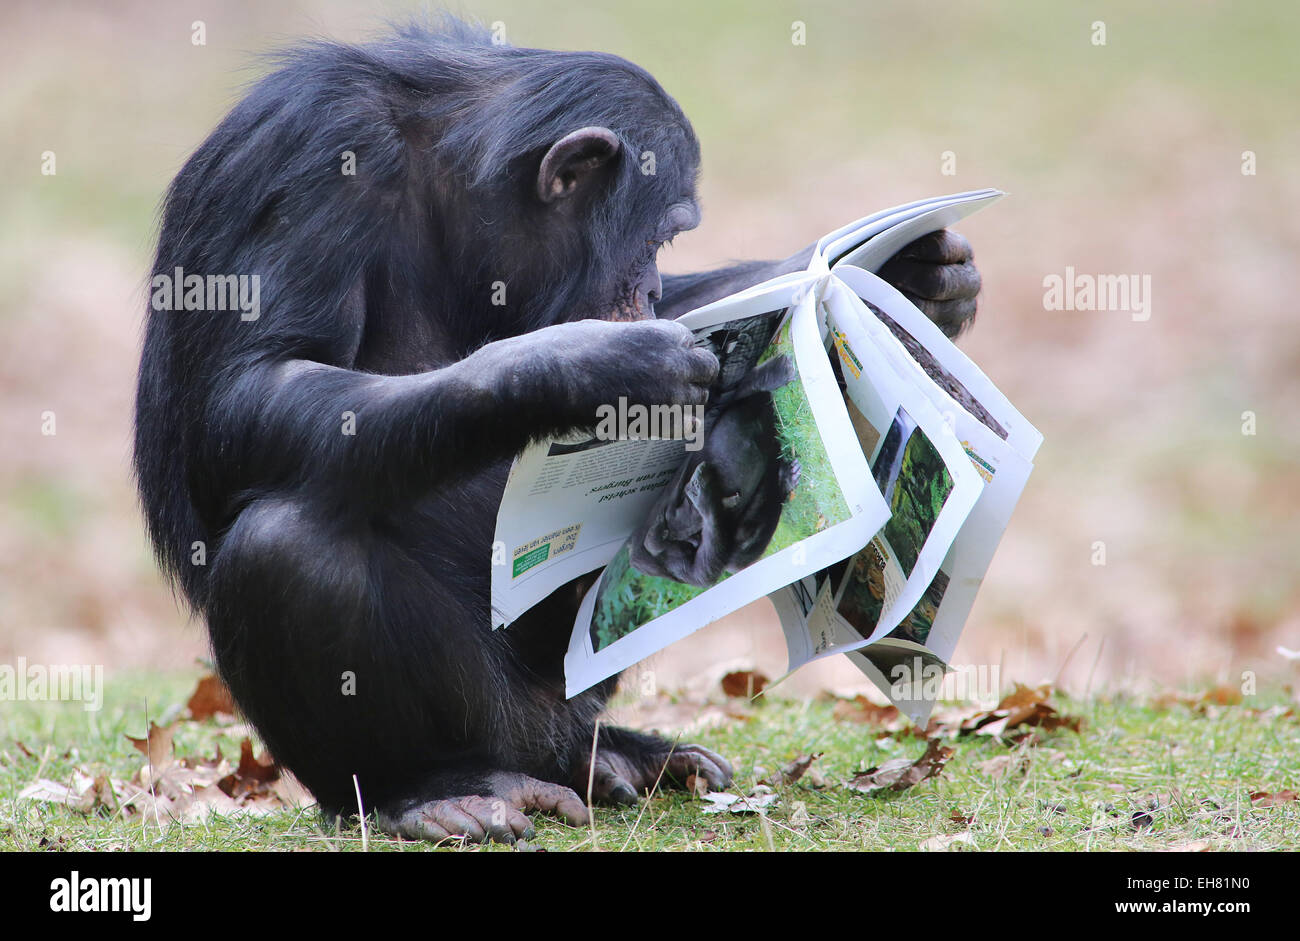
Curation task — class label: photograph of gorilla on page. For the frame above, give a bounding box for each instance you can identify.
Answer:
[832,407,955,643]
[589,311,851,652]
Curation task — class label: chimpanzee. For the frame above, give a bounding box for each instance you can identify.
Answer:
[631,354,801,586]
[134,19,982,843]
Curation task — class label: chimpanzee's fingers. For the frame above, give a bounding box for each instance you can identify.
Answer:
[591,760,640,806]
[879,257,981,302]
[685,347,721,385]
[665,744,734,790]
[895,229,973,265]
[902,293,979,339]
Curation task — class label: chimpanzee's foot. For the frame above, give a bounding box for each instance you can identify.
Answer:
[581,727,734,805]
[376,771,589,844]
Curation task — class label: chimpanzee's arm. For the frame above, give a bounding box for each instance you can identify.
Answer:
[659,230,981,338]
[204,318,717,508]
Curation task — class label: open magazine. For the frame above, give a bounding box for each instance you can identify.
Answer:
[491,189,1042,724]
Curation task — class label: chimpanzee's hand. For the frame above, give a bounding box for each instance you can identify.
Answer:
[581,728,734,805]
[878,230,981,338]
[539,318,719,421]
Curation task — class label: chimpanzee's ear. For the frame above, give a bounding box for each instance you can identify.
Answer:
[537,126,621,203]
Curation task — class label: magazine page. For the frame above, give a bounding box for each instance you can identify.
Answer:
[835,268,1039,667]
[776,280,985,672]
[491,275,819,628]
[814,189,1004,274]
[832,265,1043,462]
[776,271,1040,722]
[811,189,999,269]
[490,434,694,627]
[563,279,891,697]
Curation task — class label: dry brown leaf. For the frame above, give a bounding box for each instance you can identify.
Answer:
[847,738,954,795]
[958,699,1084,739]
[720,670,769,699]
[218,738,280,799]
[186,673,237,721]
[126,721,176,777]
[1250,790,1298,806]
[996,682,1052,710]
[1199,686,1243,707]
[761,753,823,788]
[1152,686,1246,713]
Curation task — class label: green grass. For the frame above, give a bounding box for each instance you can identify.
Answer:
[2,671,1297,851]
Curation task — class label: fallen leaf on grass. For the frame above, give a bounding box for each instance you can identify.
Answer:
[1250,790,1298,806]
[847,738,954,796]
[760,753,823,788]
[122,739,310,826]
[126,722,175,781]
[701,785,779,815]
[955,683,1084,738]
[186,674,238,721]
[19,773,119,813]
[1153,686,1243,713]
[218,738,280,799]
[998,682,1052,710]
[720,671,769,699]
[920,831,975,851]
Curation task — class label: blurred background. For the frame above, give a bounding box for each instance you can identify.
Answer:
[1,0,1297,700]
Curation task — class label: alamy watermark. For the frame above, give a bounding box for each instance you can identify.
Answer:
[889,659,1001,706]
[0,657,103,711]
[150,266,261,322]
[50,871,150,921]
[1042,266,1151,321]
[594,397,705,452]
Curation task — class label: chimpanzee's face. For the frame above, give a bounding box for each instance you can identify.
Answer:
[614,199,701,321]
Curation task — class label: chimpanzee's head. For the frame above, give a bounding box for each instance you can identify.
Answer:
[406,28,705,333]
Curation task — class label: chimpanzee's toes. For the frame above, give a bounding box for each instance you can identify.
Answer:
[487,772,590,827]
[376,773,589,844]
[377,795,533,844]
